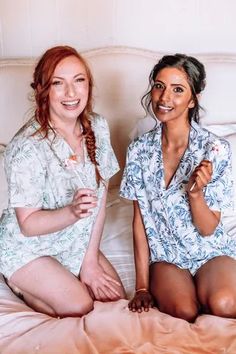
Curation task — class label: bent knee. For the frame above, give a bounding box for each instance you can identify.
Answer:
[54,297,94,318]
[172,303,198,322]
[208,291,236,318]
[159,301,198,323]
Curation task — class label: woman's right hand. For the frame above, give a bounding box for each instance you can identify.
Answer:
[70,188,98,219]
[128,290,154,313]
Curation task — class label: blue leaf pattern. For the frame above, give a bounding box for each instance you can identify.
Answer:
[120,121,236,275]
[0,115,119,278]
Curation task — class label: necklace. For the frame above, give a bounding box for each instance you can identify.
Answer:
[66,136,84,164]
[46,134,87,188]
[50,122,84,159]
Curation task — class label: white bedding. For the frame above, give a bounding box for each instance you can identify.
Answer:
[0,187,236,354]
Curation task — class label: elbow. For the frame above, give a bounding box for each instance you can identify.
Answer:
[199,229,215,237]
[194,213,220,237]
[197,223,220,237]
[18,223,34,237]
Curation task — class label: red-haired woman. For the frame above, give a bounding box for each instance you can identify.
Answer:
[0,45,125,317]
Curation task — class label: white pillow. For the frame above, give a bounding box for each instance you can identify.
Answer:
[129,115,157,140]
[0,146,7,215]
[204,124,236,137]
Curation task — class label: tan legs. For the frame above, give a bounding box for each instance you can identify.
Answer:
[195,256,236,318]
[150,256,236,321]
[150,262,199,322]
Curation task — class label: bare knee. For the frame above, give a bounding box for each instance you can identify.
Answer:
[208,291,236,318]
[55,298,94,317]
[158,299,198,322]
[172,302,199,322]
[26,294,94,318]
[54,297,94,318]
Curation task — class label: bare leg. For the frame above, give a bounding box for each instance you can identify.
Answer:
[9,256,93,318]
[195,256,236,318]
[98,251,126,299]
[150,262,199,322]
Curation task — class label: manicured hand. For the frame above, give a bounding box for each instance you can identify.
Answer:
[70,188,97,219]
[187,160,213,193]
[128,290,154,313]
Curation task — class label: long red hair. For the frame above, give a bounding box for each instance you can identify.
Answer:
[31,45,101,183]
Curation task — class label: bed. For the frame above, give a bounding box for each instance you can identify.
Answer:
[0,46,236,353]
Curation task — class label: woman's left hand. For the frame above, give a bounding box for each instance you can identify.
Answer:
[187,159,213,193]
[80,263,122,301]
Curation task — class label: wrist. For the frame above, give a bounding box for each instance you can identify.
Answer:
[67,204,79,222]
[188,190,203,199]
[135,287,149,294]
[82,254,99,266]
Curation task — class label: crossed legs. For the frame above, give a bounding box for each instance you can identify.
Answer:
[150,256,236,322]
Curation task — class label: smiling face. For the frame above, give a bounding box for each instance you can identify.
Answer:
[151,67,195,124]
[49,55,89,125]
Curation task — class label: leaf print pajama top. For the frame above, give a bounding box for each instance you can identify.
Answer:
[120,121,236,275]
[0,115,119,279]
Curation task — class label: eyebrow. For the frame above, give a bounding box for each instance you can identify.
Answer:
[52,73,86,80]
[154,80,188,89]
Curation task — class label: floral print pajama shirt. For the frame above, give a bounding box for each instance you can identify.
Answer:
[120,121,236,275]
[0,115,119,279]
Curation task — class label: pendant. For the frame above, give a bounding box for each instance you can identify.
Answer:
[64,154,81,169]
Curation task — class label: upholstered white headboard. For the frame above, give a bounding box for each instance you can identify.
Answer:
[1,47,236,189]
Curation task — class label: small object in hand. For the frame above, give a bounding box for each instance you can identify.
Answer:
[189,181,196,192]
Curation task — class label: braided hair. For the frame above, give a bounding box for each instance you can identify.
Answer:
[31,45,101,184]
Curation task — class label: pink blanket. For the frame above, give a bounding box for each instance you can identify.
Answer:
[0,275,236,354]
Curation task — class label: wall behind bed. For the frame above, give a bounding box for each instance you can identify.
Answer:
[0,0,236,187]
[0,0,236,58]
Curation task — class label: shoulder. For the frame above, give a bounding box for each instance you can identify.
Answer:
[90,113,109,132]
[192,122,230,146]
[90,114,112,144]
[192,122,231,159]
[128,127,160,153]
[201,126,231,154]
[5,119,41,161]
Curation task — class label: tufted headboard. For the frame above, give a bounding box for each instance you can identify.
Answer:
[1,47,236,188]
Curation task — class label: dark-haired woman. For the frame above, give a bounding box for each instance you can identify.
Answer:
[120,54,236,322]
[0,45,125,318]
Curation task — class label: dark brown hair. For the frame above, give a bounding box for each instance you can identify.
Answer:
[142,53,206,123]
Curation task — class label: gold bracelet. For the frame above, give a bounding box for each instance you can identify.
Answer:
[135,287,149,293]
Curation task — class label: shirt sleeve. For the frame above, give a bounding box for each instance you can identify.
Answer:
[5,137,45,208]
[119,144,138,201]
[204,138,234,212]
[94,116,120,181]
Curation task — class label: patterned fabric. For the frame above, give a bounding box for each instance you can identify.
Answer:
[0,115,119,278]
[120,121,236,275]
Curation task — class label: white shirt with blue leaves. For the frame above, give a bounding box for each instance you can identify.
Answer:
[0,115,119,279]
[120,121,235,275]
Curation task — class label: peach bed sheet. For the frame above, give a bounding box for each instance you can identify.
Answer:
[0,275,236,354]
